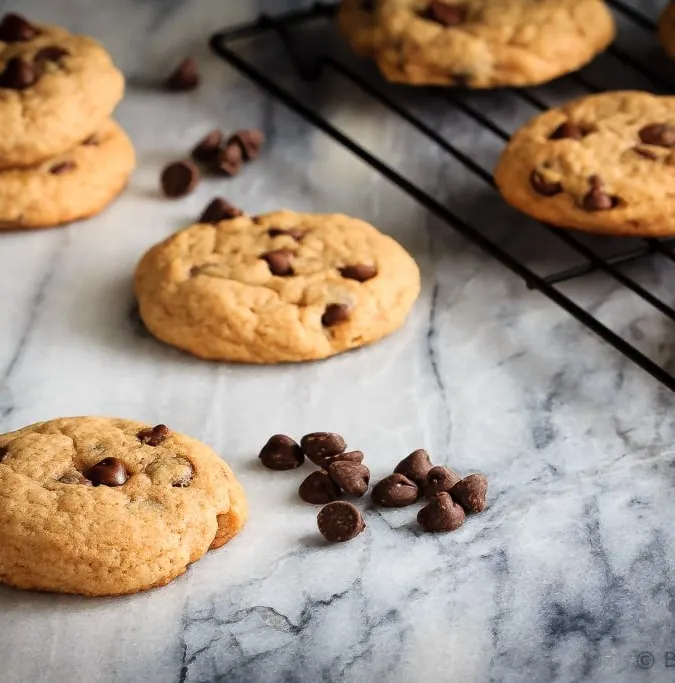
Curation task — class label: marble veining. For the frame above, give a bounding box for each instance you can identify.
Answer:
[1,1,675,681]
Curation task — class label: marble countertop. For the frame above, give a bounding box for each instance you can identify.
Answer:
[2,1,675,681]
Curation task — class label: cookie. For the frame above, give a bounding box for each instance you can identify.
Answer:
[0,417,247,596]
[374,0,615,88]
[0,119,135,230]
[495,91,675,237]
[659,1,675,61]
[0,12,124,169]
[134,210,421,364]
[338,0,383,57]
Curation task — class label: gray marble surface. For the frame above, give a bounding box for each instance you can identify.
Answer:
[1,1,675,681]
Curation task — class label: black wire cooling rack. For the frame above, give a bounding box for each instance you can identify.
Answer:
[211,1,675,391]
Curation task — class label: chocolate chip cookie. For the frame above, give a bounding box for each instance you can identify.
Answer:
[134,210,421,363]
[660,1,675,61]
[0,119,135,230]
[495,91,675,237]
[373,0,615,88]
[0,417,247,596]
[0,13,124,168]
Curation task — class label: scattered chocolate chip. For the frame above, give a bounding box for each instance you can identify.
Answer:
[192,129,223,162]
[0,57,36,90]
[549,121,585,141]
[229,129,265,161]
[418,492,465,532]
[633,146,658,160]
[423,1,467,26]
[199,197,243,224]
[58,471,93,486]
[322,303,351,327]
[422,465,461,498]
[268,227,305,241]
[582,175,617,211]
[86,457,129,487]
[371,473,419,508]
[214,142,243,176]
[450,473,488,513]
[317,501,365,543]
[34,46,69,65]
[160,160,200,198]
[49,161,75,175]
[322,450,365,468]
[530,170,562,197]
[82,134,99,146]
[638,123,675,148]
[262,249,294,276]
[165,57,199,91]
[259,434,304,470]
[299,470,341,504]
[394,449,432,487]
[301,432,346,468]
[0,13,39,42]
[328,461,370,497]
[138,424,171,446]
[339,264,378,282]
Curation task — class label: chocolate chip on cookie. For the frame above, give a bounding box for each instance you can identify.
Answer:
[138,424,171,446]
[161,160,200,198]
[638,123,675,148]
[322,303,351,328]
[192,130,223,162]
[0,446,7,463]
[422,465,461,498]
[49,161,76,175]
[82,134,99,146]
[394,449,432,487]
[339,264,378,282]
[229,129,265,162]
[582,175,617,211]
[450,473,488,513]
[549,121,586,140]
[317,501,365,543]
[301,432,347,468]
[633,146,659,160]
[199,197,243,224]
[423,1,467,26]
[0,13,39,42]
[215,142,243,176]
[34,46,69,66]
[299,471,342,504]
[259,434,305,470]
[418,492,465,532]
[268,227,305,241]
[327,461,370,497]
[372,473,419,507]
[261,249,294,276]
[86,457,129,487]
[165,57,200,91]
[0,57,36,90]
[530,170,562,197]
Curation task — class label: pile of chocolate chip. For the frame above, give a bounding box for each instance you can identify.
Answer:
[258,432,488,543]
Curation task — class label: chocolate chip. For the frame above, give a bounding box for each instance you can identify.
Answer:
[262,249,294,276]
[549,121,585,141]
[259,434,304,470]
[371,473,419,508]
[450,473,488,513]
[86,457,129,487]
[394,449,432,487]
[422,465,461,498]
[299,471,341,504]
[530,170,562,197]
[165,57,199,91]
[317,501,365,543]
[322,303,351,327]
[634,146,658,160]
[0,57,36,90]
[199,197,242,224]
[0,13,39,42]
[82,134,99,146]
[423,1,467,26]
[161,160,200,198]
[418,492,465,532]
[49,161,75,175]
[192,130,223,162]
[229,129,264,162]
[58,471,93,486]
[268,227,305,241]
[322,450,364,468]
[0,446,7,463]
[34,46,69,65]
[582,175,617,211]
[300,432,346,468]
[638,123,675,148]
[327,461,370,497]
[215,142,243,176]
[339,264,378,282]
[138,424,171,446]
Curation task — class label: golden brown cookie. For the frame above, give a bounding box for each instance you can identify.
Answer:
[374,0,615,88]
[0,119,135,230]
[495,91,675,237]
[338,0,383,57]
[0,417,247,596]
[659,1,675,60]
[134,210,421,364]
[0,12,124,169]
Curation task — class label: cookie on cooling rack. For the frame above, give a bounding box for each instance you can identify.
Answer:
[495,90,675,237]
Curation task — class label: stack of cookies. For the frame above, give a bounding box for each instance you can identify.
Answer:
[339,0,616,88]
[0,12,134,231]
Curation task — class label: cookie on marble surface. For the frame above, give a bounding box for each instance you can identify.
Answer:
[134,210,421,364]
[0,12,124,169]
[373,0,615,88]
[659,1,675,60]
[495,91,675,237]
[338,0,383,57]
[0,417,248,596]
[0,119,135,230]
